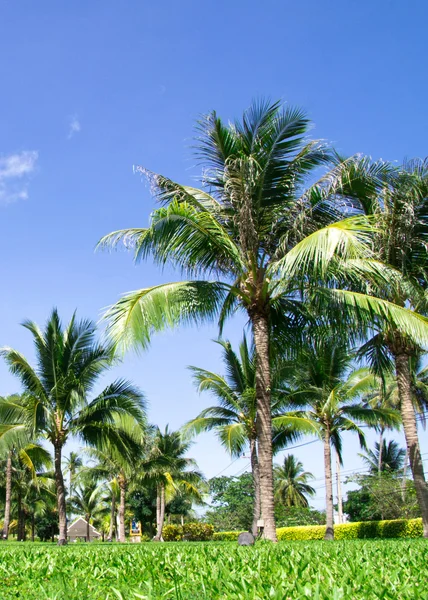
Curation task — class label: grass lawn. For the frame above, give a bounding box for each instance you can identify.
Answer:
[0,540,427,599]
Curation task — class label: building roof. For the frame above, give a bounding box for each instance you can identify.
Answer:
[67,517,101,537]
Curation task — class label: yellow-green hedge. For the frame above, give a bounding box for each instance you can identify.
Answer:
[214,518,423,542]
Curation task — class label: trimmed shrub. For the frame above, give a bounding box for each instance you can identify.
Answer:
[163,523,214,542]
[215,517,423,542]
[277,525,325,541]
[213,531,243,541]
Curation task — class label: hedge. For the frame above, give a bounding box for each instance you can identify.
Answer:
[162,523,214,541]
[213,518,423,542]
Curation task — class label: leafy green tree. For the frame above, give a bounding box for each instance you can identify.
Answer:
[344,473,420,522]
[274,454,315,508]
[283,337,400,539]
[204,473,254,532]
[0,309,146,544]
[99,101,428,540]
[334,156,428,534]
[274,505,325,527]
[184,336,299,535]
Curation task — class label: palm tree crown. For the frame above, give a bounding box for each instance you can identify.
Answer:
[274,454,315,508]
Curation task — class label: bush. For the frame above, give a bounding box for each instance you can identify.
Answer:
[163,522,214,542]
[277,525,325,541]
[214,517,423,542]
[212,531,243,541]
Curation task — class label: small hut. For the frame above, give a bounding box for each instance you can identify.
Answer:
[67,517,101,542]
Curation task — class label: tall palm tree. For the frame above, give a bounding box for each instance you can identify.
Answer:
[274,454,315,508]
[360,439,406,474]
[184,336,300,535]
[283,337,400,540]
[144,426,204,541]
[99,101,428,539]
[0,309,146,544]
[332,156,428,534]
[64,452,83,499]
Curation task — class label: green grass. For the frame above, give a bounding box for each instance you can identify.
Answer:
[0,540,427,599]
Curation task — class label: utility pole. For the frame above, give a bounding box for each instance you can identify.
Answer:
[336,452,343,524]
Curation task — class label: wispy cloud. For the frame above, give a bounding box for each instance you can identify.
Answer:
[67,115,81,139]
[0,151,38,204]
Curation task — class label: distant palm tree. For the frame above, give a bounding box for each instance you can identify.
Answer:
[64,452,83,499]
[99,101,427,539]
[0,394,52,540]
[69,480,105,542]
[274,454,315,508]
[0,309,146,544]
[184,336,300,535]
[360,440,406,474]
[284,337,400,540]
[144,426,204,541]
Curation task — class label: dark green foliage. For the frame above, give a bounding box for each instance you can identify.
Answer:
[162,522,214,541]
[204,474,254,531]
[274,506,325,527]
[344,474,420,521]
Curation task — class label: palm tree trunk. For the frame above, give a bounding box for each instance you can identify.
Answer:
[250,437,261,536]
[378,429,384,475]
[402,446,409,502]
[324,430,334,540]
[17,493,23,541]
[395,352,428,537]
[2,450,12,540]
[251,311,277,542]
[31,514,35,542]
[156,486,160,533]
[54,443,68,545]
[154,484,165,541]
[336,451,343,525]
[108,491,116,541]
[86,514,90,542]
[180,514,184,527]
[118,474,126,542]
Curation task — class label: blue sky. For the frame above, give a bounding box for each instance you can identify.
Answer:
[0,0,427,511]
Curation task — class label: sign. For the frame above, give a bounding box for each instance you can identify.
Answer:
[130,519,142,536]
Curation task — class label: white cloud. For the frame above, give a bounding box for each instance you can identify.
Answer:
[67,115,81,139]
[0,151,38,204]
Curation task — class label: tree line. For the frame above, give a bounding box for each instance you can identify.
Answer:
[1,99,428,542]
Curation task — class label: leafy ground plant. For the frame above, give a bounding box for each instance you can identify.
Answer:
[0,540,427,599]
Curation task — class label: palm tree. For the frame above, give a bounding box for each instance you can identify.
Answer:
[274,454,315,508]
[0,394,52,540]
[332,156,428,534]
[64,452,83,499]
[144,426,204,541]
[184,336,300,535]
[98,101,428,539]
[283,337,400,540]
[69,479,106,542]
[82,417,146,543]
[0,309,146,544]
[361,440,406,474]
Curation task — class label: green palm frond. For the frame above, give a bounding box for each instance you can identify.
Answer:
[103,281,229,352]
